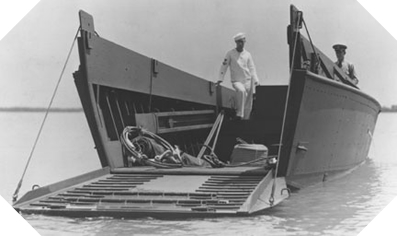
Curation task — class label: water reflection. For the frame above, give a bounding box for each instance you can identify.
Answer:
[268,159,387,235]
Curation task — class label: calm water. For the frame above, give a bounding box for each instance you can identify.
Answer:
[1,112,396,236]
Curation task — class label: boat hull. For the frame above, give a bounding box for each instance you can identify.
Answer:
[279,70,380,188]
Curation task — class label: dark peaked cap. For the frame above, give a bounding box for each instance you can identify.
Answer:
[333,44,347,51]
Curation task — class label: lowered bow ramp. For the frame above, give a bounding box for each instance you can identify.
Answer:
[14,168,288,218]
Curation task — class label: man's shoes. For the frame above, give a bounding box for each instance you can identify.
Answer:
[234,116,243,121]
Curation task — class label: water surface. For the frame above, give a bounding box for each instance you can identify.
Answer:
[1,112,396,235]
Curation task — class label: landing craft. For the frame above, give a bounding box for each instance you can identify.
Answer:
[13,5,380,218]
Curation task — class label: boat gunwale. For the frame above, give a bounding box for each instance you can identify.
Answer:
[301,70,381,111]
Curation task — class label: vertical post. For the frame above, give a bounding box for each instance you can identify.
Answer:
[288,5,303,71]
[216,84,222,115]
[106,93,120,140]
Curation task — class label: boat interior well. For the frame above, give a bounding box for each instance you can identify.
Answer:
[83,80,288,169]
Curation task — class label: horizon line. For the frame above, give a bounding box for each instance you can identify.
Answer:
[0,106,83,112]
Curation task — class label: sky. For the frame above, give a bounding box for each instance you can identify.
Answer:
[0,0,397,109]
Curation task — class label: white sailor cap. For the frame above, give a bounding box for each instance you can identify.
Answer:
[233,32,246,41]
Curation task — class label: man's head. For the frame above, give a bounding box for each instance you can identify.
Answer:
[333,44,347,62]
[234,33,246,52]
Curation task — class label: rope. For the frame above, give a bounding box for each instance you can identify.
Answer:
[225,155,277,167]
[302,18,320,70]
[12,26,81,204]
[270,11,302,206]
[120,126,183,169]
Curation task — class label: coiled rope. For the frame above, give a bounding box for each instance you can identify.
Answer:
[12,26,81,204]
[121,125,276,169]
[120,126,183,169]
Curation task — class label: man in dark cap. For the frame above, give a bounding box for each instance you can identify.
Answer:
[333,44,358,85]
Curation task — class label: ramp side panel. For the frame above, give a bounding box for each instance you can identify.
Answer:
[80,34,235,108]
[238,170,274,212]
[239,170,289,213]
[248,177,288,214]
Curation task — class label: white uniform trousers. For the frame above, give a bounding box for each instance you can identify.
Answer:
[232,78,254,120]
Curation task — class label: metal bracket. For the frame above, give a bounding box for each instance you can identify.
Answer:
[209,82,214,95]
[296,142,309,152]
[297,145,308,152]
[281,187,291,196]
[152,59,159,75]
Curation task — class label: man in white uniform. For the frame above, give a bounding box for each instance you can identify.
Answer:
[333,44,358,85]
[217,33,260,120]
